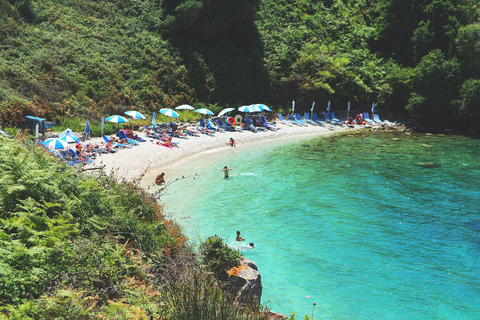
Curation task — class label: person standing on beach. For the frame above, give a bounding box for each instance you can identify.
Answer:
[221,166,231,178]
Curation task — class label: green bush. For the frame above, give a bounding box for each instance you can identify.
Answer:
[199,235,242,282]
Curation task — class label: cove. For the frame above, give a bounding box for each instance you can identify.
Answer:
[161,130,480,319]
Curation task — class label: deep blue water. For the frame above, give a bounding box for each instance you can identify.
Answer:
[161,131,480,319]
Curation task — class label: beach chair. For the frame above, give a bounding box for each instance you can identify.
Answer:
[118,130,138,145]
[373,114,383,123]
[324,112,335,124]
[216,119,235,131]
[363,112,374,123]
[329,112,342,124]
[303,113,318,125]
[245,118,258,132]
[260,115,279,130]
[312,113,327,125]
[288,114,305,125]
[277,113,293,124]
[295,114,309,125]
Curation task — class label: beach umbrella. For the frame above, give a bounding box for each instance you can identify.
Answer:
[125,111,145,131]
[292,100,295,115]
[327,101,331,112]
[218,107,235,117]
[160,108,180,118]
[84,120,90,139]
[238,105,256,113]
[124,110,146,120]
[106,115,128,133]
[310,101,316,119]
[60,135,77,143]
[249,104,262,112]
[59,128,79,142]
[175,104,194,122]
[252,104,271,112]
[101,116,105,136]
[195,108,214,117]
[106,115,128,124]
[151,112,156,125]
[175,104,195,110]
[372,102,376,114]
[347,101,351,119]
[43,138,68,150]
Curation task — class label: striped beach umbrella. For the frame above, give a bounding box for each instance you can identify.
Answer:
[160,108,180,118]
[43,138,68,150]
[106,115,129,123]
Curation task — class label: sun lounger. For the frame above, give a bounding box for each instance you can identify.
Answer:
[328,112,342,124]
[288,114,305,125]
[216,119,235,131]
[324,112,335,124]
[303,113,318,125]
[312,113,327,125]
[363,112,374,123]
[118,130,138,145]
[373,114,383,123]
[260,115,278,130]
[277,114,293,124]
[295,114,309,125]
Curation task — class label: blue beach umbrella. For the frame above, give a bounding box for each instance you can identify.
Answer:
[253,104,271,112]
[106,115,128,123]
[310,101,316,119]
[43,138,68,150]
[101,116,105,136]
[347,101,351,118]
[237,105,255,113]
[292,100,295,115]
[160,108,180,118]
[106,115,128,133]
[372,102,376,114]
[327,101,331,112]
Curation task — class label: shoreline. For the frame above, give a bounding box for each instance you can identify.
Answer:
[88,120,362,187]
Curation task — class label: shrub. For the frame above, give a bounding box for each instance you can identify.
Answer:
[199,235,242,281]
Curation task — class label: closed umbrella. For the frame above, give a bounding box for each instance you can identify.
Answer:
[84,120,90,139]
[347,101,351,118]
[327,101,331,112]
[151,112,156,125]
[292,100,295,115]
[43,138,68,150]
[160,108,180,118]
[310,101,316,119]
[371,102,376,114]
[101,116,105,136]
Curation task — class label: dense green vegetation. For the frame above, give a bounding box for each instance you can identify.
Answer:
[0,136,269,319]
[0,0,479,131]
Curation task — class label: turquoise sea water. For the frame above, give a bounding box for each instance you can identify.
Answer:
[161,131,480,319]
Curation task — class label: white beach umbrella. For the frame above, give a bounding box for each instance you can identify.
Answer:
[327,101,331,112]
[175,104,195,110]
[238,105,256,113]
[160,108,180,118]
[255,104,272,112]
[195,108,214,116]
[292,100,295,115]
[218,108,235,117]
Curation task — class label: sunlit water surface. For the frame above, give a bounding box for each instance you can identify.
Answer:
[162,131,480,319]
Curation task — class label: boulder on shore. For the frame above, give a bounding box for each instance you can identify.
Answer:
[226,258,262,307]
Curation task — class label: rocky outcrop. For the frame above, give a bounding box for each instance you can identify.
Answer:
[226,258,262,307]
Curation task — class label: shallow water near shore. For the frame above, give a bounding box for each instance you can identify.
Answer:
[162,130,480,319]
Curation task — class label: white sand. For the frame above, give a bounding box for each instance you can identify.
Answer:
[86,119,365,187]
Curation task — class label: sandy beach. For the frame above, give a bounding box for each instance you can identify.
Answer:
[87,119,370,188]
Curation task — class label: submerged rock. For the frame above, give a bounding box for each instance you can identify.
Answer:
[416,162,440,168]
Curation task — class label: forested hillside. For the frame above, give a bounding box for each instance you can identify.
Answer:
[0,0,479,131]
